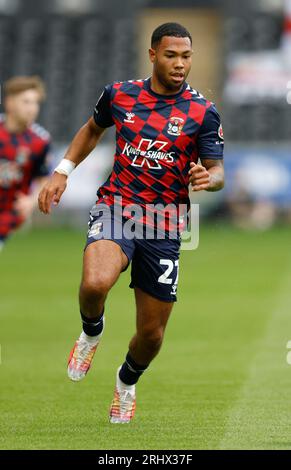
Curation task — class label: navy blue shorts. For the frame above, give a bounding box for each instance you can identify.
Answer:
[85,205,181,302]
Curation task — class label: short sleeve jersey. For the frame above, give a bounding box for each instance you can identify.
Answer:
[93,78,224,231]
[0,116,51,236]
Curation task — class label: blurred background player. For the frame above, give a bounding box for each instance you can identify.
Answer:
[0,76,51,250]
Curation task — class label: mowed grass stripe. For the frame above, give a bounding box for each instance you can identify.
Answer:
[219,258,291,450]
[0,226,290,449]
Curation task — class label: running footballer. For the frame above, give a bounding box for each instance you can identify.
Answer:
[38,23,224,424]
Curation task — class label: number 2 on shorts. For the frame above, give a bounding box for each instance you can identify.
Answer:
[158,259,179,286]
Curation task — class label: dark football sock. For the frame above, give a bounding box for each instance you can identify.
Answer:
[119,352,149,386]
[80,309,104,337]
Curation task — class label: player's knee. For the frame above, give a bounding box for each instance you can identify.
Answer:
[140,326,164,351]
[80,275,112,300]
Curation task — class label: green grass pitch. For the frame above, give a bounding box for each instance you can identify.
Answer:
[1,224,291,450]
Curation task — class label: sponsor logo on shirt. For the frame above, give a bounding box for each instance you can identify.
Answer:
[122,138,175,169]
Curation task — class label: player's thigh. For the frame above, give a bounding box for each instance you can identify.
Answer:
[81,239,129,289]
[134,287,174,333]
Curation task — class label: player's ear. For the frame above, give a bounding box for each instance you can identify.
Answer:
[148,48,156,63]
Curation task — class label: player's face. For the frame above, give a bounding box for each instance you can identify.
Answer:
[149,36,193,92]
[5,89,41,128]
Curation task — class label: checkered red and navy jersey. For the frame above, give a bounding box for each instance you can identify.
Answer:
[93,78,224,232]
[0,115,51,237]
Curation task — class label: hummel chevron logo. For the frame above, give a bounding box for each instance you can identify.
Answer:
[186,84,204,99]
[124,112,135,123]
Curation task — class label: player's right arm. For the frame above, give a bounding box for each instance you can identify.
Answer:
[38,118,106,214]
[39,84,114,214]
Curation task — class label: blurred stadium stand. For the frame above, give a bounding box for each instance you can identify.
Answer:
[223,0,291,142]
[0,0,290,228]
[0,0,141,141]
[0,0,289,142]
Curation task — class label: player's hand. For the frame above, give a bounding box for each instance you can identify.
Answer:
[14,192,35,220]
[38,172,67,214]
[188,162,211,191]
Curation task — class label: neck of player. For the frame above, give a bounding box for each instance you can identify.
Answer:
[4,115,27,134]
[150,75,184,96]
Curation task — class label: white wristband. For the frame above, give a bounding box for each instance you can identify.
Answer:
[54,159,76,176]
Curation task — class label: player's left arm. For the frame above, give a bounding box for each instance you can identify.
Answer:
[188,159,224,192]
[189,102,224,192]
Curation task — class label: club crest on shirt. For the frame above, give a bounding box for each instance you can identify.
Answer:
[15,146,30,165]
[167,117,184,136]
[0,147,30,187]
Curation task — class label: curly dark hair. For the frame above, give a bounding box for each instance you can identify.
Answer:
[151,23,192,48]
